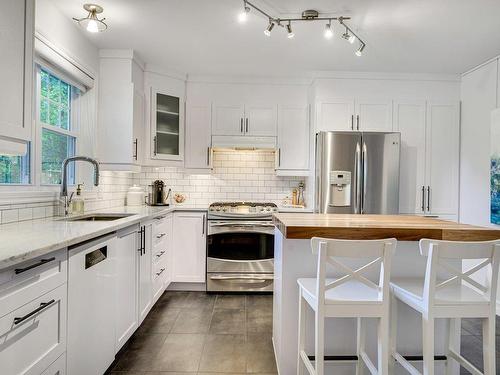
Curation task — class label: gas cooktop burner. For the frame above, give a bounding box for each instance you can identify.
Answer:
[208,202,278,217]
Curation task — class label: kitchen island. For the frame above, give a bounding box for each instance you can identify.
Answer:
[272,214,500,375]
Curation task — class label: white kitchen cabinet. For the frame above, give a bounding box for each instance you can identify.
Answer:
[316,98,392,132]
[151,88,185,161]
[316,98,355,131]
[138,222,153,323]
[0,0,34,142]
[426,101,460,215]
[394,100,427,214]
[396,100,459,216]
[212,103,277,137]
[185,102,212,170]
[355,98,393,131]
[212,103,245,136]
[98,51,144,171]
[245,104,277,136]
[115,226,139,353]
[172,212,207,283]
[41,353,66,375]
[0,284,67,375]
[276,105,309,175]
[152,214,172,303]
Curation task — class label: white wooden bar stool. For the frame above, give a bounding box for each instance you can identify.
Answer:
[297,237,397,375]
[390,239,500,375]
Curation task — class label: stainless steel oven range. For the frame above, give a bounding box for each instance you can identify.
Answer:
[206,202,278,293]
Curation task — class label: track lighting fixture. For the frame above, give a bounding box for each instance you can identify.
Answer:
[324,21,333,39]
[238,1,251,23]
[264,20,275,36]
[73,3,107,33]
[238,1,366,56]
[286,22,294,39]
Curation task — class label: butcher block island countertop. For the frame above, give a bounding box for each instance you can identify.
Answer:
[272,213,500,241]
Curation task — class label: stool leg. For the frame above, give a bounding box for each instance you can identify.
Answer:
[297,289,306,375]
[315,310,325,375]
[389,294,398,375]
[422,315,435,375]
[378,314,390,375]
[444,318,460,375]
[356,317,366,375]
[482,315,496,375]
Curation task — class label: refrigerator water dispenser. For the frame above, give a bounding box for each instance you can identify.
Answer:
[329,171,351,206]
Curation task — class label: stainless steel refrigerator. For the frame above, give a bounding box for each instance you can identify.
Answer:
[315,131,401,214]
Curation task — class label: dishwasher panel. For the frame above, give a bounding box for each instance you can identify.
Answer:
[67,234,117,375]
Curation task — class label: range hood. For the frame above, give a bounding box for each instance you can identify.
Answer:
[211,136,276,150]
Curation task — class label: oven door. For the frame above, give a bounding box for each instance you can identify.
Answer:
[207,221,274,273]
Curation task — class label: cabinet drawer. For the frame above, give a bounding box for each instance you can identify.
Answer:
[152,240,168,263]
[0,249,67,318]
[0,284,67,375]
[153,220,169,245]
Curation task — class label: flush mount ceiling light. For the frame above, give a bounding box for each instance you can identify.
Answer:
[238,0,366,56]
[73,4,107,33]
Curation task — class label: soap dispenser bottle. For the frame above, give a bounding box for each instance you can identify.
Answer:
[71,184,85,215]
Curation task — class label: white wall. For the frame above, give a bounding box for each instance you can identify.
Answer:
[35,0,99,75]
[460,60,499,226]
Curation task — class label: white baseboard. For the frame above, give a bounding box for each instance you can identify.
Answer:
[167,282,205,291]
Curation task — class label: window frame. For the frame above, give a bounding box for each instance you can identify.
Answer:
[34,64,79,187]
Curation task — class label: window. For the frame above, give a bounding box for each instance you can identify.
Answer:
[38,68,78,185]
[0,153,30,184]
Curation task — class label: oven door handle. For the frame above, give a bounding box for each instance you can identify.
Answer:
[207,257,274,263]
[209,275,274,281]
[209,223,274,227]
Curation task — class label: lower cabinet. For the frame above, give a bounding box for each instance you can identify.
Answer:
[41,353,66,375]
[172,211,207,283]
[115,226,140,353]
[0,283,67,375]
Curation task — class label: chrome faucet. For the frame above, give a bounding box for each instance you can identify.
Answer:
[60,156,100,215]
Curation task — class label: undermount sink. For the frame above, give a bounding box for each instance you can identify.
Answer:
[63,213,135,222]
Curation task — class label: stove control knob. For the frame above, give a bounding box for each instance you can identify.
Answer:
[266,207,271,212]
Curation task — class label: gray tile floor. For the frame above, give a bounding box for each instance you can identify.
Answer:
[460,317,500,374]
[109,291,277,374]
[109,291,500,375]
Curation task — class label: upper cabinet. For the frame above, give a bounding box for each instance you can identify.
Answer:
[151,89,185,161]
[0,0,34,142]
[395,99,459,217]
[276,105,310,176]
[185,101,212,170]
[316,98,393,132]
[212,103,277,137]
[97,50,144,171]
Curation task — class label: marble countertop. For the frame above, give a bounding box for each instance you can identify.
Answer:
[0,204,207,270]
[0,203,311,270]
[273,213,500,241]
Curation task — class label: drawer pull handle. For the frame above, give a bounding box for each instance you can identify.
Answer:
[155,216,166,220]
[14,257,56,274]
[14,299,56,325]
[156,268,165,276]
[156,233,166,239]
[156,251,166,258]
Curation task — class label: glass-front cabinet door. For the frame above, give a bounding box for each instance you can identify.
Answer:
[151,89,184,160]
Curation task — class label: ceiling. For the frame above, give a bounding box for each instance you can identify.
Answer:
[49,0,500,77]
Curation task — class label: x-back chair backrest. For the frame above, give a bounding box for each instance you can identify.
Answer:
[311,237,397,306]
[419,239,500,310]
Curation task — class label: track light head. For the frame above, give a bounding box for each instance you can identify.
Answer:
[264,20,275,36]
[324,22,333,39]
[286,22,294,39]
[349,34,356,44]
[355,43,365,57]
[238,1,251,23]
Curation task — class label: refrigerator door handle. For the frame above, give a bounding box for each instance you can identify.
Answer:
[361,141,368,214]
[421,186,426,212]
[354,142,362,214]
